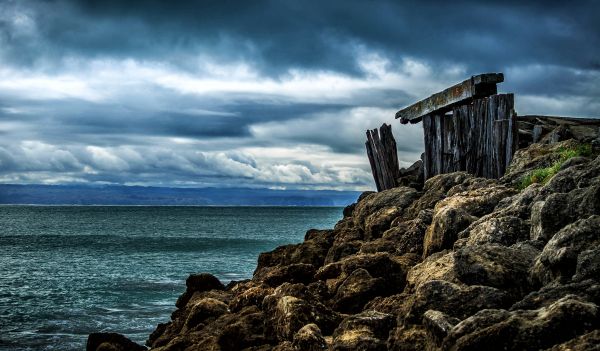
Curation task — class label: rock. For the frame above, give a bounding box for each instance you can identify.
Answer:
[406,251,458,291]
[531,215,600,286]
[423,185,516,257]
[229,282,274,312]
[331,310,395,351]
[387,325,428,351]
[502,140,581,184]
[373,209,432,256]
[574,248,600,282]
[263,287,340,342]
[182,298,229,332]
[325,240,363,264]
[423,206,477,258]
[332,268,387,313]
[217,307,268,351]
[87,333,146,351]
[404,280,510,323]
[528,185,600,243]
[544,329,600,350]
[254,263,316,287]
[461,215,530,247]
[255,231,333,272]
[454,243,539,298]
[442,296,600,351]
[397,159,424,190]
[403,172,474,220]
[176,273,225,308]
[511,279,600,310]
[353,187,419,240]
[422,310,460,346]
[292,324,327,351]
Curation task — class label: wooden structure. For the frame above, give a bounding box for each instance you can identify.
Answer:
[365,124,400,191]
[367,73,518,190]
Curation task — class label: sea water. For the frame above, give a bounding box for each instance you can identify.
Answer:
[0,205,343,350]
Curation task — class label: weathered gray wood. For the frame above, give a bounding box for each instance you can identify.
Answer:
[421,93,516,180]
[365,123,400,191]
[396,73,504,124]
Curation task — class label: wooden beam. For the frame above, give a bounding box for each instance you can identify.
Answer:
[395,73,504,124]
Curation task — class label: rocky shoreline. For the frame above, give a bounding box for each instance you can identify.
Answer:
[88,138,600,350]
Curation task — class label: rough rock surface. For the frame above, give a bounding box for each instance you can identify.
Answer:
[89,140,600,350]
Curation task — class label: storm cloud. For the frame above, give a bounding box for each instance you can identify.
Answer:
[0,0,598,189]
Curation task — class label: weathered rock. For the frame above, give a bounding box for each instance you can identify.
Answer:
[255,230,333,272]
[87,333,146,351]
[404,280,510,323]
[403,172,474,220]
[387,325,428,351]
[353,187,419,240]
[182,298,229,332]
[502,139,581,184]
[229,282,274,312]
[454,243,539,298]
[544,329,600,351]
[529,186,600,243]
[217,307,268,351]
[325,240,363,264]
[176,273,225,308]
[511,279,600,310]
[406,251,458,291]
[331,311,395,351]
[531,215,600,286]
[442,296,600,351]
[332,268,387,313]
[254,263,316,287]
[370,209,431,256]
[263,286,341,342]
[292,324,327,351]
[461,215,530,247]
[423,185,516,257]
[422,310,460,346]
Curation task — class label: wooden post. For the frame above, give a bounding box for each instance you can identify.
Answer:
[365,123,400,191]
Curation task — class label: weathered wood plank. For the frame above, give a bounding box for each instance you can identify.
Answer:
[395,73,504,124]
[365,123,401,191]
[421,93,516,180]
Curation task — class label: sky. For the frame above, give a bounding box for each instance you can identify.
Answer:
[0,0,599,191]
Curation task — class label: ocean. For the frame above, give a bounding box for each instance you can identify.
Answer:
[0,205,344,350]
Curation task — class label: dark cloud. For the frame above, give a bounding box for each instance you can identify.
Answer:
[0,0,598,189]
[3,0,599,75]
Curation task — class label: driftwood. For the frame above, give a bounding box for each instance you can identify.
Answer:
[395,73,504,124]
[365,124,400,191]
[422,94,517,179]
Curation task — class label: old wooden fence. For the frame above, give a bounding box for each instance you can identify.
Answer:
[367,73,518,190]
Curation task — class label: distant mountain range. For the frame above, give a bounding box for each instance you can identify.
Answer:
[0,184,363,206]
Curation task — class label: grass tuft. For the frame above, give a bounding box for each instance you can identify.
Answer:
[518,143,593,190]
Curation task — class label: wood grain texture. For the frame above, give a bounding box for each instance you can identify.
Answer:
[421,93,517,180]
[365,123,400,191]
[395,73,504,124]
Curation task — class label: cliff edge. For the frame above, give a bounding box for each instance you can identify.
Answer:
[88,139,600,351]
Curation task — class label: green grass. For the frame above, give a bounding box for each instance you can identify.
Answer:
[518,143,593,190]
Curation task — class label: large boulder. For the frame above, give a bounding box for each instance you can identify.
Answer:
[331,311,395,351]
[176,273,225,308]
[531,215,600,286]
[403,280,511,324]
[263,284,341,342]
[423,185,516,257]
[292,324,327,351]
[352,187,419,240]
[442,296,600,351]
[454,243,539,298]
